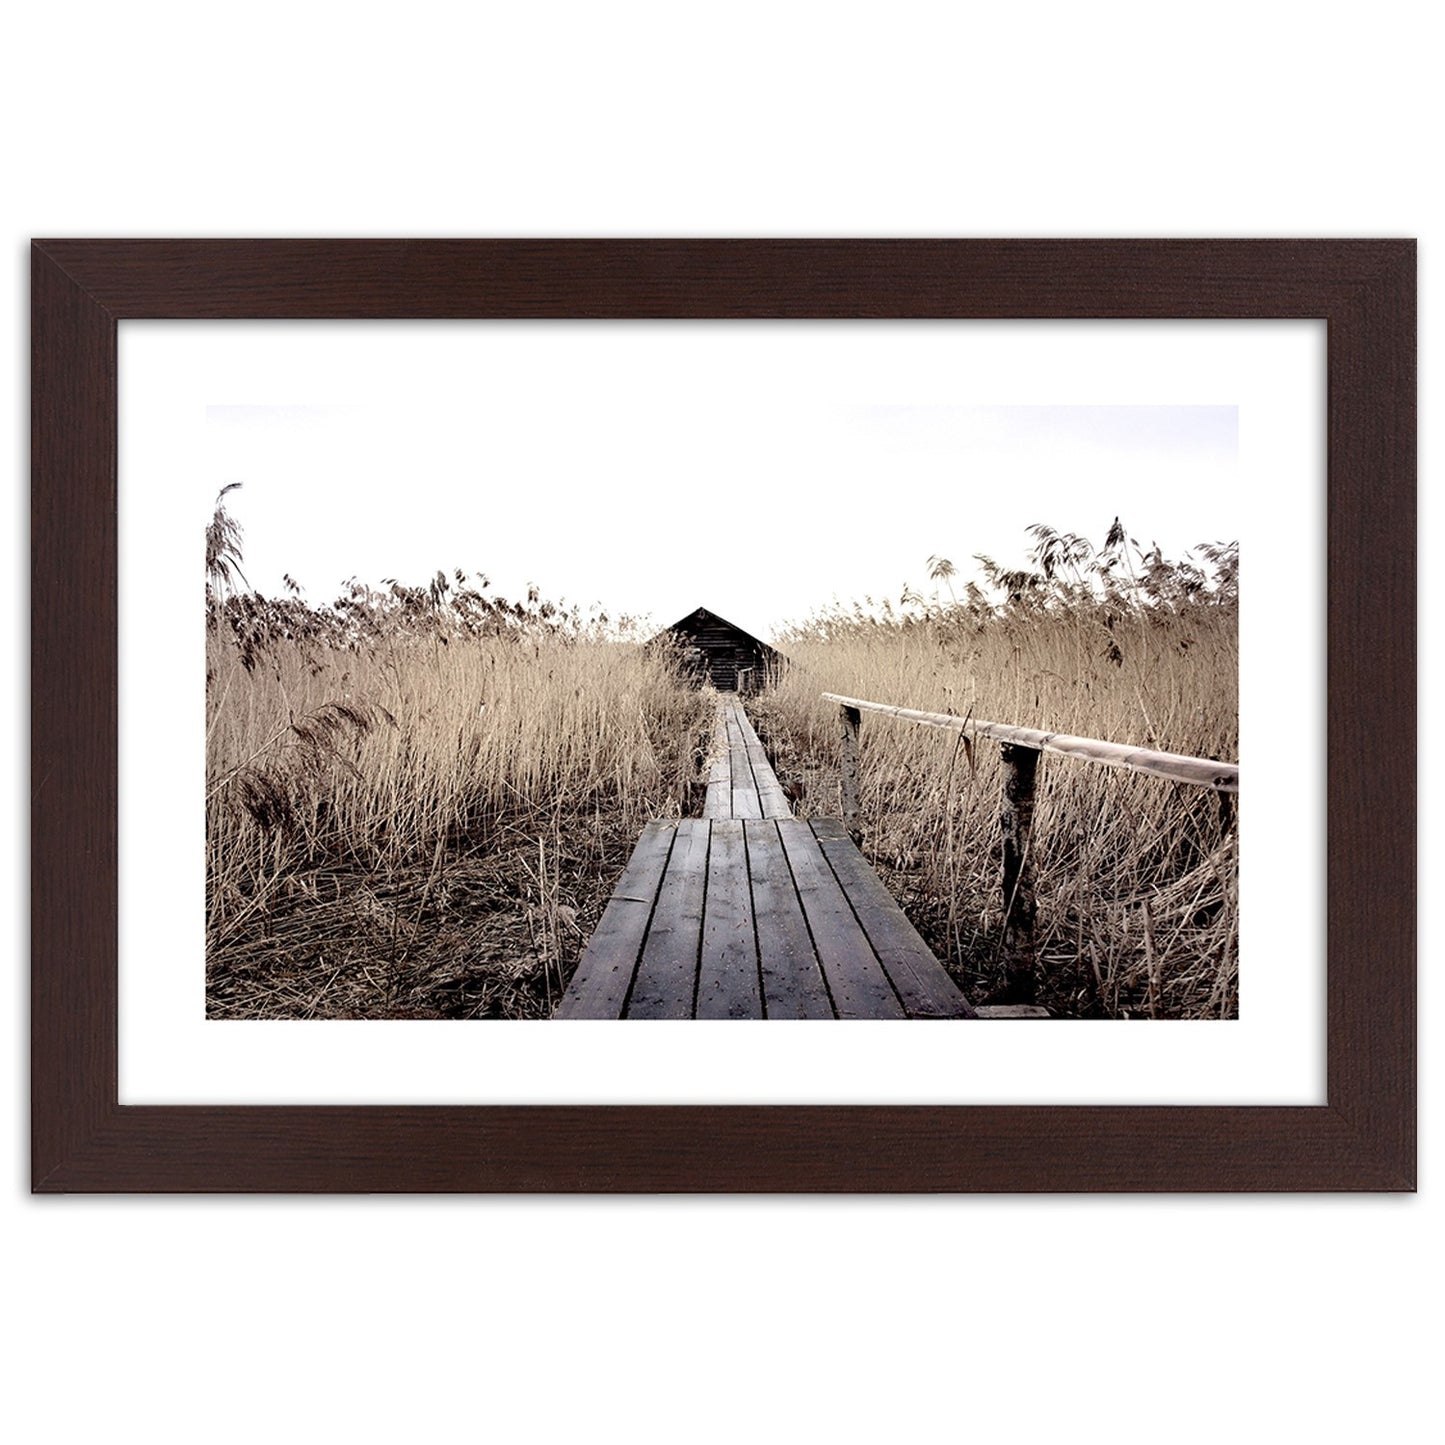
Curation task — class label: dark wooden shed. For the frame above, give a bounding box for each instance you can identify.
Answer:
[651,606,786,693]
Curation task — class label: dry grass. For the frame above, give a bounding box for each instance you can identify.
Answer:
[206,534,711,1017]
[751,526,1239,1019]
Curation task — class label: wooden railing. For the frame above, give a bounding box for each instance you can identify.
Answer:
[822,692,1239,1002]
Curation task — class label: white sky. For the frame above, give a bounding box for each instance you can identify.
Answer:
[199,325,1238,642]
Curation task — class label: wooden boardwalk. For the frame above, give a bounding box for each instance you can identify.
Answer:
[704,695,793,820]
[556,697,977,1020]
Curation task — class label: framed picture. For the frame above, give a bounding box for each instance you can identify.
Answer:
[32,239,1414,1191]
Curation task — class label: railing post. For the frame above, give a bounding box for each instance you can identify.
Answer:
[998,742,1039,1001]
[839,703,862,845]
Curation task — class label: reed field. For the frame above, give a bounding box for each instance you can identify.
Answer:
[207,488,1237,1021]
[751,524,1239,1019]
[205,492,710,1018]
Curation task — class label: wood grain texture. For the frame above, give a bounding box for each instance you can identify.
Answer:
[702,697,792,820]
[776,819,905,1019]
[746,821,834,1020]
[29,238,1401,320]
[1323,241,1416,1184]
[626,819,710,1018]
[557,808,959,1022]
[30,239,1415,1192]
[696,820,762,1019]
[31,244,119,1188]
[731,701,793,818]
[810,819,976,1019]
[553,820,676,1020]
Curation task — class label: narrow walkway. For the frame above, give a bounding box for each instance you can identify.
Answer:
[705,695,793,820]
[556,695,978,1020]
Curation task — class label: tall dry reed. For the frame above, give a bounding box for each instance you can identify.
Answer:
[205,489,710,1018]
[753,525,1239,1019]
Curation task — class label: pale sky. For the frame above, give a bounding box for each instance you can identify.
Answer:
[200,327,1238,643]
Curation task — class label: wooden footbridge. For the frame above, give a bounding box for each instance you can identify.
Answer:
[556,697,978,1019]
[558,685,1238,1020]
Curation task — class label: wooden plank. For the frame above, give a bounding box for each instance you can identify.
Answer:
[745,821,833,1018]
[756,784,792,818]
[696,820,762,1018]
[555,820,676,1019]
[821,692,1239,792]
[704,738,732,819]
[730,784,764,819]
[810,818,976,1019]
[733,705,793,818]
[724,707,764,818]
[703,717,733,817]
[729,757,764,818]
[974,1004,1052,1018]
[703,777,732,818]
[626,819,711,1018]
[776,818,904,1019]
[702,698,791,820]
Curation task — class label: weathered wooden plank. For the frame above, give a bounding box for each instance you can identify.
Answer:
[703,718,734,817]
[753,778,792,819]
[703,777,732,818]
[555,820,677,1019]
[726,732,753,780]
[696,820,762,1018]
[974,1004,1052,1018]
[733,706,793,818]
[754,788,792,820]
[776,818,904,1019]
[625,819,711,1018]
[745,820,834,1018]
[712,704,758,817]
[810,818,976,1019]
[728,727,765,818]
[821,692,1239,792]
[730,785,764,819]
[702,698,792,820]
[704,735,732,817]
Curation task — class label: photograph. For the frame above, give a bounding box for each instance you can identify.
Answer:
[203,351,1240,1024]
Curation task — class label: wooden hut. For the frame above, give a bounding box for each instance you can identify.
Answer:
[650,606,785,693]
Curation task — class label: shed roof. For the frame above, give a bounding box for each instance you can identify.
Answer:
[650,606,783,659]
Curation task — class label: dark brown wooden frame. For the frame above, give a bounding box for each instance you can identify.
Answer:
[31,240,1415,1192]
